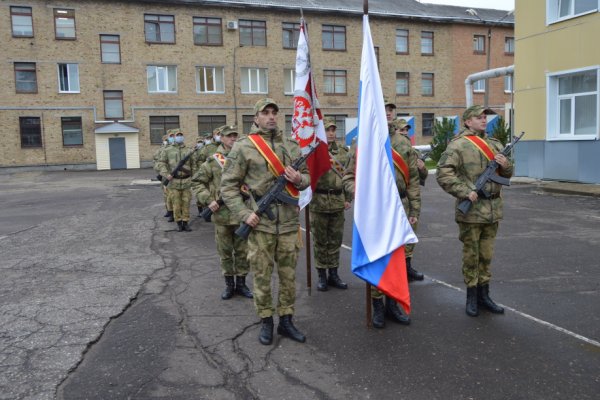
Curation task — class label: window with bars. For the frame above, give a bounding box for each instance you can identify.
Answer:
[198,115,226,135]
[421,73,434,96]
[196,66,224,93]
[421,31,434,55]
[62,117,83,146]
[241,68,268,94]
[100,35,121,63]
[147,65,177,93]
[193,17,222,45]
[150,116,179,144]
[144,14,175,43]
[58,63,80,93]
[20,117,42,148]
[395,29,409,54]
[14,63,37,93]
[322,25,346,50]
[239,20,266,46]
[282,22,300,49]
[396,72,409,96]
[11,6,33,37]
[323,70,347,95]
[104,91,124,120]
[54,9,75,39]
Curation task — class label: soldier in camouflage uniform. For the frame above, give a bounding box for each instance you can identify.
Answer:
[157,129,195,232]
[220,98,310,346]
[394,119,426,281]
[436,105,513,317]
[311,118,351,292]
[191,126,253,300]
[343,99,419,329]
[153,133,175,220]
[194,129,220,217]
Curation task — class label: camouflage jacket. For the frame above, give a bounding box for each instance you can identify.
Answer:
[311,141,351,213]
[191,145,236,225]
[220,126,310,234]
[152,145,167,173]
[156,143,195,190]
[196,141,218,168]
[413,148,429,184]
[342,125,421,218]
[436,128,513,223]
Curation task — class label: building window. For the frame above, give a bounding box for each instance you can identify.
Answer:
[547,67,598,140]
[421,31,434,55]
[473,79,486,93]
[240,67,268,94]
[61,117,83,146]
[282,22,300,49]
[196,66,224,93]
[150,116,179,144]
[104,91,124,120]
[323,70,347,95]
[193,17,222,46]
[242,115,255,134]
[421,73,434,96]
[58,63,80,93]
[504,75,513,93]
[147,65,177,93]
[239,20,266,46]
[54,9,75,39]
[505,37,515,54]
[474,35,486,54]
[547,0,598,23]
[100,35,121,63]
[324,115,347,139]
[11,6,33,37]
[14,63,37,93]
[322,25,346,50]
[285,115,293,135]
[284,68,296,95]
[396,72,409,96]
[396,29,409,54]
[422,113,435,136]
[144,14,175,43]
[374,46,380,68]
[19,117,42,148]
[198,115,226,135]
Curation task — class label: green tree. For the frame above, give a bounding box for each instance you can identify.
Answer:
[429,117,456,163]
[491,115,511,146]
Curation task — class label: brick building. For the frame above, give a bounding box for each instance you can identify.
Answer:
[0,0,514,170]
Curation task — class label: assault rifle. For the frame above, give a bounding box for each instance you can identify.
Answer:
[162,143,202,187]
[235,143,318,239]
[457,132,525,214]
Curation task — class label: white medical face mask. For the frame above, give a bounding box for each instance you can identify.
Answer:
[175,136,184,144]
[204,139,212,145]
[163,141,168,145]
[214,135,221,143]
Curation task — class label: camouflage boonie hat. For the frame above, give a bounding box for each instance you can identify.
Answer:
[462,105,496,121]
[220,125,239,136]
[324,118,337,129]
[254,98,279,114]
[167,128,182,136]
[384,97,396,108]
[394,118,411,130]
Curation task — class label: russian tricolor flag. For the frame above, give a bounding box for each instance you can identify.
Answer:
[351,14,418,314]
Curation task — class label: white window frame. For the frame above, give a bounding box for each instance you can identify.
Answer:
[284,68,295,95]
[504,75,513,93]
[546,66,599,141]
[57,63,80,93]
[473,79,486,93]
[147,65,177,93]
[241,67,268,94]
[546,0,599,25]
[196,66,224,93]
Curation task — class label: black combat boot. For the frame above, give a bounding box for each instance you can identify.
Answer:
[327,267,348,289]
[197,205,203,216]
[221,276,235,300]
[477,284,504,314]
[182,221,192,232]
[385,296,411,325]
[177,221,183,232]
[259,316,274,345]
[167,212,175,222]
[163,210,171,218]
[317,268,328,291]
[235,276,253,298]
[466,286,479,317]
[372,298,386,329]
[277,315,306,343]
[406,257,424,281]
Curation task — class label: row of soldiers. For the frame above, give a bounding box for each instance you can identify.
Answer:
[152,97,512,345]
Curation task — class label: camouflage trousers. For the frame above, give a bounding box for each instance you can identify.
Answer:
[169,188,191,222]
[215,224,249,277]
[309,210,345,269]
[248,229,300,318]
[163,185,173,211]
[457,222,499,287]
[405,220,418,259]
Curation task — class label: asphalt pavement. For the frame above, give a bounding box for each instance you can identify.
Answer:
[0,169,598,400]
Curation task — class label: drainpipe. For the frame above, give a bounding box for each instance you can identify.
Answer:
[465,65,514,107]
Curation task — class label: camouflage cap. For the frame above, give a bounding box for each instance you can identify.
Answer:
[220,125,239,136]
[384,97,396,108]
[254,98,279,114]
[162,134,169,141]
[324,118,337,129]
[463,105,496,121]
[196,136,204,143]
[199,131,212,138]
[394,118,411,130]
[167,128,182,136]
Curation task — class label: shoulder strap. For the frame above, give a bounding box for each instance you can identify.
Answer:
[247,135,299,198]
[464,135,495,161]
[391,148,409,187]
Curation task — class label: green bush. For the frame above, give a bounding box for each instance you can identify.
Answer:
[491,115,511,146]
[429,117,457,163]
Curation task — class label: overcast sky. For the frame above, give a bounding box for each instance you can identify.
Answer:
[420,0,514,11]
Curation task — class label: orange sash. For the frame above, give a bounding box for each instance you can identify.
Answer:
[464,135,495,161]
[248,135,299,198]
[391,148,409,187]
[213,153,226,169]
